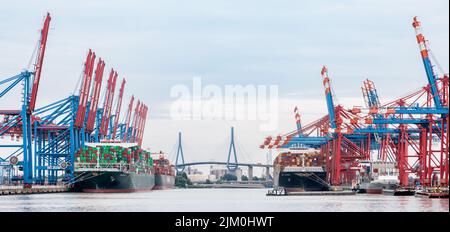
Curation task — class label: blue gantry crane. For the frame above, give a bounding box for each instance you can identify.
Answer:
[0,13,149,186]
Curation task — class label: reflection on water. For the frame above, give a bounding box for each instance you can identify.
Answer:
[0,189,448,212]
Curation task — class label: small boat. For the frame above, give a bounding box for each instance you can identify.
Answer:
[382,188,415,196]
[415,188,449,198]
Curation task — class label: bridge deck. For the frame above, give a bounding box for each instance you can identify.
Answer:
[177,162,272,168]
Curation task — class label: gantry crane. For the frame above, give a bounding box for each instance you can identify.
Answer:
[0,13,51,185]
[260,17,448,187]
[1,13,150,186]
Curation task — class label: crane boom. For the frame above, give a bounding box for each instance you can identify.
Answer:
[99,70,113,135]
[138,105,148,146]
[138,104,147,145]
[130,100,141,142]
[135,103,144,143]
[123,95,134,142]
[75,50,95,128]
[412,17,442,108]
[100,69,117,136]
[112,78,126,139]
[321,66,337,129]
[135,104,143,144]
[106,72,118,135]
[29,13,51,112]
[362,79,380,108]
[294,106,302,136]
[86,58,105,132]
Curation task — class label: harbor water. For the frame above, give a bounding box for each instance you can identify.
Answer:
[0,189,448,212]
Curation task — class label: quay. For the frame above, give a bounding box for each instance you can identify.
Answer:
[0,185,69,196]
[286,191,356,196]
[415,191,449,199]
[266,188,356,196]
[190,183,267,189]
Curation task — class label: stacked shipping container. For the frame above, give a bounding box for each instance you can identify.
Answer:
[75,145,154,173]
[274,151,325,168]
[154,156,175,176]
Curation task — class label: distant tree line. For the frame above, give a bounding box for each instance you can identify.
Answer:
[175,172,268,188]
[175,172,192,188]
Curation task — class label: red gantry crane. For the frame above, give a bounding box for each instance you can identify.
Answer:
[0,13,51,185]
[28,13,51,113]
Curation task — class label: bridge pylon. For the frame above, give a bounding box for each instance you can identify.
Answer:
[226,127,239,172]
[175,132,185,173]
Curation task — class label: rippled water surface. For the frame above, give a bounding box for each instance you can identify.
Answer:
[0,189,448,212]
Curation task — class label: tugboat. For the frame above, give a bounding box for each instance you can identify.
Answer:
[273,148,330,192]
[72,142,155,193]
[153,154,176,190]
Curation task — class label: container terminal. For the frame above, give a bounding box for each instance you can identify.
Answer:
[260,17,448,198]
[0,13,175,195]
[0,13,449,199]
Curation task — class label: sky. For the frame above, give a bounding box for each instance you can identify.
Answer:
[0,0,449,176]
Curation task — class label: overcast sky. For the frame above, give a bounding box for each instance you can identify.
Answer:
[1,0,448,175]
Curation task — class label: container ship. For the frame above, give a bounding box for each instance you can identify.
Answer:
[72,143,155,193]
[273,148,330,192]
[153,154,176,190]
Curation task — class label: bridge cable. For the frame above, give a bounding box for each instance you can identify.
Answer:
[166,138,178,164]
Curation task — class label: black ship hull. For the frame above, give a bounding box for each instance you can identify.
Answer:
[154,174,175,190]
[72,171,155,193]
[274,170,330,192]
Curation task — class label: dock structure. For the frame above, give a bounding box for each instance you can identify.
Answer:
[285,191,356,196]
[190,182,268,189]
[415,192,449,199]
[266,188,356,196]
[0,185,69,196]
